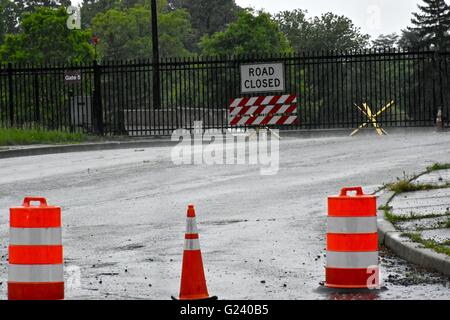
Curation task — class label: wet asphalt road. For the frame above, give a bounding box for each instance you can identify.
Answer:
[0,132,450,299]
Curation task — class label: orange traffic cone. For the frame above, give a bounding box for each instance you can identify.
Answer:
[172,204,217,300]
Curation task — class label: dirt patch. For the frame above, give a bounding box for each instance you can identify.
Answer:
[380,249,450,286]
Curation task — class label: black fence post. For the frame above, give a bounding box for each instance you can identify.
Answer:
[93,60,104,135]
[443,52,450,127]
[436,50,445,125]
[151,0,161,110]
[33,73,40,125]
[7,63,14,127]
[430,52,435,121]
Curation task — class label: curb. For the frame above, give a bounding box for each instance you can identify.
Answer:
[282,126,441,139]
[0,127,444,160]
[0,139,178,159]
[377,190,450,277]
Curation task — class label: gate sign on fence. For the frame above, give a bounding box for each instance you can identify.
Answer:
[240,63,285,93]
[64,70,81,85]
[229,95,299,127]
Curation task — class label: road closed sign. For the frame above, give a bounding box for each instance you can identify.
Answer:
[240,62,285,94]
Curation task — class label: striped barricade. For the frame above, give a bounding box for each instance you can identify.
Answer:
[228,95,299,127]
[8,197,64,300]
[326,187,379,289]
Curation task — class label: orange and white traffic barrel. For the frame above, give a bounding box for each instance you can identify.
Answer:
[326,187,379,289]
[8,197,64,300]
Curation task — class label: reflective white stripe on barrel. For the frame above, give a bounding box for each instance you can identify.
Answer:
[184,239,200,251]
[8,264,64,282]
[327,217,377,234]
[186,218,198,234]
[10,227,62,245]
[326,251,378,268]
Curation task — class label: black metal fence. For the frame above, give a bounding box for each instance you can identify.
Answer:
[1,49,449,136]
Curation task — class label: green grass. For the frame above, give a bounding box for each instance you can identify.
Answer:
[384,209,404,224]
[387,179,442,194]
[0,127,86,146]
[405,233,450,256]
[426,163,450,172]
[381,205,413,224]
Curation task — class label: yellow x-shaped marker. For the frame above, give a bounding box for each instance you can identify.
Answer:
[351,101,395,136]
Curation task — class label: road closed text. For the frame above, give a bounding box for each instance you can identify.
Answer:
[241,63,284,93]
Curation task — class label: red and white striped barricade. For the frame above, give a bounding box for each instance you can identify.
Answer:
[228,95,299,127]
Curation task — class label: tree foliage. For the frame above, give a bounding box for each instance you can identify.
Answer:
[0,7,94,64]
[402,0,450,49]
[91,2,193,60]
[1,0,379,63]
[13,0,72,16]
[372,33,400,48]
[172,0,238,35]
[0,0,20,45]
[80,0,172,28]
[275,9,370,52]
[200,9,292,56]
[1,0,72,45]
[80,0,117,28]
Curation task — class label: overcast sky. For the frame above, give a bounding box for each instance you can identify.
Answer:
[236,0,420,39]
[71,0,425,40]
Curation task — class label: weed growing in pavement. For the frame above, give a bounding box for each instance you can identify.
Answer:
[387,179,446,194]
[405,233,450,257]
[384,170,450,194]
[426,163,450,172]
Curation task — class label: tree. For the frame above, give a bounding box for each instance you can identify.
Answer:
[80,0,174,28]
[200,9,292,56]
[91,3,193,59]
[398,29,423,48]
[80,0,117,28]
[0,7,94,64]
[372,33,400,48]
[0,0,20,45]
[177,0,238,36]
[13,0,72,15]
[275,10,370,52]
[17,0,71,5]
[396,0,450,123]
[405,0,450,50]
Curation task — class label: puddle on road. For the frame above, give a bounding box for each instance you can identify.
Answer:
[118,244,145,251]
[315,285,387,300]
[97,272,120,276]
[91,262,117,269]
[203,219,248,226]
